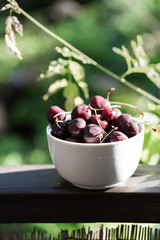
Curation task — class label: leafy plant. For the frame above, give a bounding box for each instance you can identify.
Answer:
[38,47,89,111]
[113,35,160,88]
[1,0,160,107]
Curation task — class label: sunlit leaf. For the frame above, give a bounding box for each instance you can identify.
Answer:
[69,60,89,99]
[5,16,16,44]
[131,35,149,67]
[5,34,22,60]
[39,59,68,80]
[5,16,23,60]
[12,16,23,36]
[146,66,160,87]
[0,4,11,11]
[63,82,82,111]
[74,96,84,106]
[77,81,89,99]
[113,35,160,88]
[43,78,68,101]
[123,66,160,88]
[55,46,91,64]
[69,60,84,82]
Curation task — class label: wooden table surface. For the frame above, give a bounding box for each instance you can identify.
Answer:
[0,164,160,223]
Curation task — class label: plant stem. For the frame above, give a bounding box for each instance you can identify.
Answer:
[19,7,160,105]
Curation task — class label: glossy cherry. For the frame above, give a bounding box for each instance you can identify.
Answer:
[68,118,86,139]
[91,95,110,111]
[120,119,139,137]
[47,106,66,124]
[114,113,133,128]
[71,104,92,121]
[110,131,128,142]
[84,124,103,143]
[102,108,121,122]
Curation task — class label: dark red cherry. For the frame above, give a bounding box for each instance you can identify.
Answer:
[99,120,108,129]
[114,113,133,128]
[47,106,65,124]
[87,115,108,129]
[84,124,103,143]
[110,131,128,142]
[68,118,86,139]
[120,119,139,137]
[88,115,101,124]
[91,95,110,111]
[71,104,92,121]
[51,122,68,139]
[102,108,121,122]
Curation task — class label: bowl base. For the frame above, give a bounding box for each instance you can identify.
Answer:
[73,181,125,190]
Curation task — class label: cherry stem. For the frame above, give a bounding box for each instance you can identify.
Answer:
[110,101,138,110]
[139,112,144,123]
[53,111,71,119]
[101,127,119,143]
[55,121,63,130]
[110,105,121,109]
[94,109,105,134]
[138,112,157,131]
[88,105,104,111]
[107,88,115,101]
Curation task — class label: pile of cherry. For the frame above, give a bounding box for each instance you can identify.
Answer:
[47,89,140,143]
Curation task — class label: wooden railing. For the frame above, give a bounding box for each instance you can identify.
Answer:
[0,164,160,224]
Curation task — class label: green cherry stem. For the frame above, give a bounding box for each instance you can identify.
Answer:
[110,101,138,110]
[53,111,71,119]
[101,127,119,143]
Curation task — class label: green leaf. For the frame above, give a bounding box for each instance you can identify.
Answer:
[77,81,89,99]
[69,60,89,99]
[113,46,137,70]
[55,46,91,64]
[38,58,68,80]
[43,78,68,101]
[113,35,160,88]
[122,66,160,88]
[0,4,12,11]
[63,82,84,111]
[131,35,150,67]
[69,60,84,82]
[145,66,160,88]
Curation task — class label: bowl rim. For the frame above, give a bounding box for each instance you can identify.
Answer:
[46,121,144,147]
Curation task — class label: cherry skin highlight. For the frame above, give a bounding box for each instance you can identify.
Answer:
[102,108,121,122]
[47,106,66,124]
[114,113,133,128]
[91,95,111,111]
[71,104,92,121]
[120,119,139,137]
[68,118,86,139]
[84,124,103,143]
[110,131,128,142]
[88,115,108,129]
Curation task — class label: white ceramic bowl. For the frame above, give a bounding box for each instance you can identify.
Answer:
[46,123,144,189]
